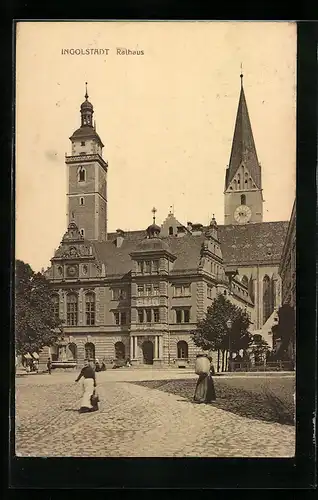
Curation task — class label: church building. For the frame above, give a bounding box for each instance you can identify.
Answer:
[43,77,289,368]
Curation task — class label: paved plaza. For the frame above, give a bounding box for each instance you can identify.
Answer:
[15,369,295,458]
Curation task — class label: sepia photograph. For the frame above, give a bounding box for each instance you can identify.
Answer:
[15,21,296,459]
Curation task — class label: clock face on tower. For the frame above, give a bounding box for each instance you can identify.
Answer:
[234,205,252,224]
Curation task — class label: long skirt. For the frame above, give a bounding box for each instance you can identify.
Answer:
[79,378,95,413]
[194,374,216,403]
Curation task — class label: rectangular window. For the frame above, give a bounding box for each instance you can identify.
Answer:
[114,312,120,325]
[80,197,84,206]
[153,283,160,296]
[175,286,182,297]
[137,285,144,297]
[174,285,191,297]
[121,312,127,325]
[138,309,144,323]
[67,300,78,326]
[153,309,160,323]
[81,141,86,146]
[85,299,95,326]
[207,286,213,299]
[145,261,151,273]
[138,261,144,273]
[152,260,159,272]
[184,310,190,323]
[176,310,182,323]
[145,284,152,296]
[146,309,152,323]
[112,288,126,300]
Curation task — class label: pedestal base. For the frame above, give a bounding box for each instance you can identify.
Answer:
[131,358,140,366]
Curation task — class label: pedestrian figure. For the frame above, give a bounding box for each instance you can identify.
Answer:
[47,358,52,374]
[193,354,216,404]
[95,358,101,372]
[75,359,98,413]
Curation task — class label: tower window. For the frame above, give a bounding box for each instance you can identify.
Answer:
[241,194,246,205]
[78,168,86,182]
[80,229,85,237]
[81,141,86,146]
[80,197,84,206]
[169,226,174,235]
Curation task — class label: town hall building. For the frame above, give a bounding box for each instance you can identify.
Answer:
[43,77,289,368]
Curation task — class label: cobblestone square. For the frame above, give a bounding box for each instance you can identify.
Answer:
[15,370,295,458]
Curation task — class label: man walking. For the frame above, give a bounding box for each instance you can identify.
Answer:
[47,358,52,375]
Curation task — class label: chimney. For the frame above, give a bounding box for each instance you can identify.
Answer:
[192,223,203,236]
[116,229,125,248]
[177,226,186,238]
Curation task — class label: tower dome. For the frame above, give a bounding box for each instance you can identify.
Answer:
[146,207,161,239]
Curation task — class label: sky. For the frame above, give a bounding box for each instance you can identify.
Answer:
[16,21,296,272]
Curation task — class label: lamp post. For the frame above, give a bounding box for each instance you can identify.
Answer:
[226,318,233,372]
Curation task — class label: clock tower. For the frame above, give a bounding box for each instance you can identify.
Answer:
[224,74,263,225]
[65,83,108,241]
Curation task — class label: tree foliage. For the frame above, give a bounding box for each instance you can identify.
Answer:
[15,260,62,355]
[271,303,295,361]
[191,293,253,354]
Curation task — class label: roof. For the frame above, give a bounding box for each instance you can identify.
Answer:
[225,83,261,190]
[92,234,205,276]
[133,237,172,253]
[91,220,288,276]
[218,221,289,264]
[70,126,104,147]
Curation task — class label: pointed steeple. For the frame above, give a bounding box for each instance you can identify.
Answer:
[225,75,261,190]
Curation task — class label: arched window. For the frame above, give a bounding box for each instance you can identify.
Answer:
[67,343,77,361]
[241,194,246,205]
[115,341,125,360]
[241,275,248,288]
[51,294,59,321]
[177,341,188,359]
[80,229,85,237]
[85,342,95,360]
[263,275,273,323]
[78,167,86,182]
[85,293,95,326]
[66,293,78,325]
[169,226,174,236]
[249,277,255,303]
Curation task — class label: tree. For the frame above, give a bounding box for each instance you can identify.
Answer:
[191,293,253,370]
[249,335,270,363]
[15,260,62,355]
[271,303,295,364]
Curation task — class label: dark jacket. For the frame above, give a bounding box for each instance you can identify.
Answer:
[75,366,96,386]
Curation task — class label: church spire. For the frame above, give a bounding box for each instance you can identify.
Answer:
[225,74,261,191]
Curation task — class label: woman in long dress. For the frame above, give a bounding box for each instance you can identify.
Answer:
[75,359,98,413]
[194,355,216,404]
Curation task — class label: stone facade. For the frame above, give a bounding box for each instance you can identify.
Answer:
[279,200,296,308]
[43,81,289,368]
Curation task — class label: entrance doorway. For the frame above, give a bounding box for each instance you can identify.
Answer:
[142,340,154,365]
